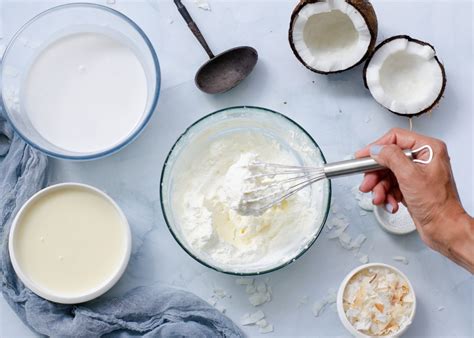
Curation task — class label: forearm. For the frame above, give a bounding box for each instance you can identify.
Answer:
[434,210,474,273]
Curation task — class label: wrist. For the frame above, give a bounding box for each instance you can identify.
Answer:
[435,209,474,273]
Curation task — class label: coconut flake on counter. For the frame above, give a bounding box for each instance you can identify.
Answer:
[326,212,368,255]
[245,284,257,294]
[241,310,265,325]
[393,255,409,265]
[194,0,211,11]
[249,290,272,306]
[357,253,369,264]
[241,309,274,334]
[207,286,232,310]
[312,300,326,317]
[327,225,348,239]
[236,277,255,285]
[312,288,337,317]
[327,215,349,232]
[235,277,272,307]
[351,185,374,211]
[257,319,274,333]
[234,278,274,333]
[339,232,352,249]
[343,266,414,336]
[213,287,228,298]
[350,234,367,249]
[259,323,274,334]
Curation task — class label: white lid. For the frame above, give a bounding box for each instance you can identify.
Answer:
[374,204,416,235]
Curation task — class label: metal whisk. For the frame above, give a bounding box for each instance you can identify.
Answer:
[239,145,433,216]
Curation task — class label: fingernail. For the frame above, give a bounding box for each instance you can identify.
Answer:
[370,145,383,156]
[372,191,377,203]
[385,203,394,214]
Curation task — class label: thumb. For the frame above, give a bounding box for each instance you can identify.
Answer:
[370,144,417,180]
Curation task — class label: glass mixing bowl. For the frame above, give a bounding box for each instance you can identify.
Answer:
[160,106,332,275]
[0,3,160,160]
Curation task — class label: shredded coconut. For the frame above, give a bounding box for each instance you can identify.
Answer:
[343,266,414,336]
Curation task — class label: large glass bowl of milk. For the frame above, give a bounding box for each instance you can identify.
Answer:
[1,3,160,160]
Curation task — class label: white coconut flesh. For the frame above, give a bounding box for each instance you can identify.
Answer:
[365,38,444,115]
[292,0,372,72]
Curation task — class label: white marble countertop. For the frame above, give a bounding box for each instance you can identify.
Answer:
[1,0,472,337]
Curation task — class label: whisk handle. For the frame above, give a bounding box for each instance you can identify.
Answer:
[323,150,413,178]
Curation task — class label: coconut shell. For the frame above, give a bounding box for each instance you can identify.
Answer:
[288,0,378,74]
[363,35,447,117]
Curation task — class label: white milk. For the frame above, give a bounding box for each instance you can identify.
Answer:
[24,32,148,153]
[13,185,128,297]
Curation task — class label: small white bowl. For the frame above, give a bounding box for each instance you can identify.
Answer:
[337,263,416,337]
[374,205,416,235]
[9,183,131,304]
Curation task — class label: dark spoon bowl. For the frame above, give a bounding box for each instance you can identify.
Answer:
[195,46,258,94]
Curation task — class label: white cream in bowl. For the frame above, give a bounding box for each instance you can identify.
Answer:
[162,108,331,274]
[9,183,131,304]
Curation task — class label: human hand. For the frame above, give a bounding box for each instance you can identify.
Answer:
[356,128,473,272]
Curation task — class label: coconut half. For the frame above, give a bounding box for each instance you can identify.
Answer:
[289,0,378,74]
[364,35,446,116]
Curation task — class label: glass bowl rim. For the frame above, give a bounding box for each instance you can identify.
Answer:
[0,2,161,160]
[159,105,332,276]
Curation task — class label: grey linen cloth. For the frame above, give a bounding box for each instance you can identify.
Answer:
[0,110,244,337]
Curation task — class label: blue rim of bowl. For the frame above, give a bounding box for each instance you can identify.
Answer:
[159,106,332,276]
[0,3,161,161]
